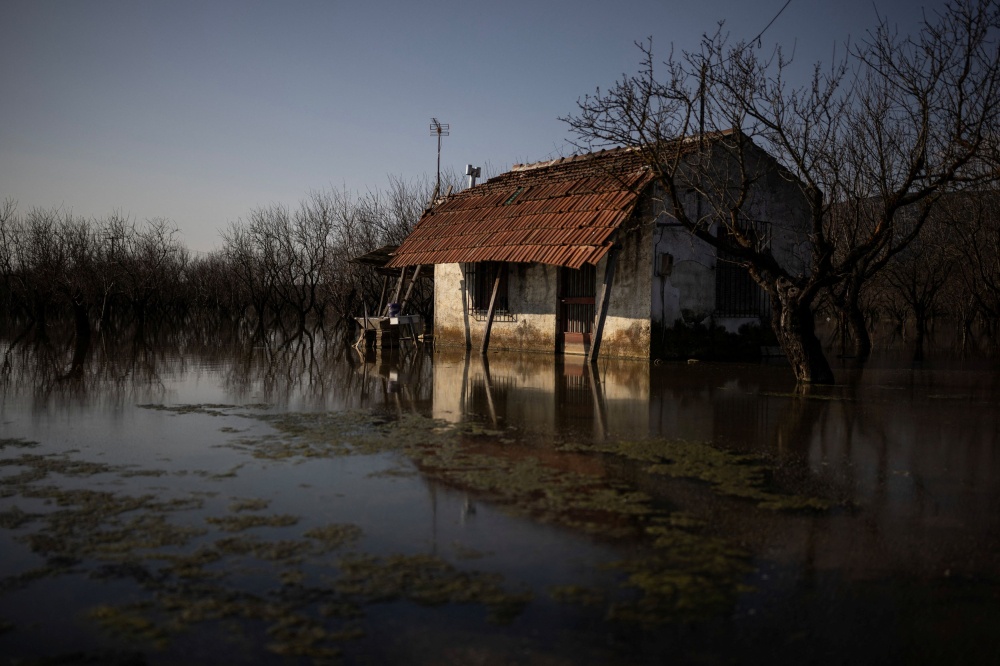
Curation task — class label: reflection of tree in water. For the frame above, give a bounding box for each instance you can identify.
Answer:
[0,316,302,407]
[1,315,440,413]
[220,330,433,411]
[1,319,179,408]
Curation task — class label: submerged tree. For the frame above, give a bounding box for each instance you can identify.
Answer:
[563,0,1000,382]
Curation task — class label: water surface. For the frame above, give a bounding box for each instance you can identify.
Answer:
[1,332,998,664]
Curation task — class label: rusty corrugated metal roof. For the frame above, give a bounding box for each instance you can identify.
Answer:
[386,145,658,270]
[348,244,402,276]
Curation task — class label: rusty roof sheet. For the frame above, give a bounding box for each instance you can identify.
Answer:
[386,145,657,270]
[348,244,402,276]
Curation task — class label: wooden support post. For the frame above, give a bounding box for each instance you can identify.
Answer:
[399,264,423,315]
[390,266,408,313]
[480,264,506,355]
[587,248,619,364]
[377,275,388,316]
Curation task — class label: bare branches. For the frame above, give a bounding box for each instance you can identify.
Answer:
[560,0,1000,379]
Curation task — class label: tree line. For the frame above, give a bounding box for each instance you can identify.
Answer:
[831,189,1000,362]
[3,177,998,367]
[0,174,451,349]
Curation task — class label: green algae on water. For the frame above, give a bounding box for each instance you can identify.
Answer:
[0,440,536,658]
[89,603,170,649]
[333,553,532,624]
[0,404,791,656]
[548,584,606,607]
[228,497,270,512]
[562,437,831,511]
[0,438,38,450]
[303,523,363,550]
[205,513,300,532]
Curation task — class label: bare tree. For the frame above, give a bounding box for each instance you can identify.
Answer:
[563,0,1000,383]
[882,216,957,360]
[945,189,1000,347]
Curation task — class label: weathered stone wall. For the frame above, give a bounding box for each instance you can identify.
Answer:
[433,262,558,353]
[648,142,812,334]
[598,214,653,358]
[650,189,718,329]
[433,263,469,348]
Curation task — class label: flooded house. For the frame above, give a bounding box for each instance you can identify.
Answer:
[387,130,811,359]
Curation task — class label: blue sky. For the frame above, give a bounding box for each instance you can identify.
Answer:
[1,0,924,253]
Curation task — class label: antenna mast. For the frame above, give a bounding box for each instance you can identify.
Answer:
[430,118,449,200]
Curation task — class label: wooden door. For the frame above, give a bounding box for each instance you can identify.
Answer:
[558,264,596,349]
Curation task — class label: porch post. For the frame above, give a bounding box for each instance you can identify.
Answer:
[390,265,408,311]
[400,264,423,315]
[377,275,388,315]
[480,263,506,355]
[587,248,619,364]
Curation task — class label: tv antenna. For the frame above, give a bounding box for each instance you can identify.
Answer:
[430,118,449,199]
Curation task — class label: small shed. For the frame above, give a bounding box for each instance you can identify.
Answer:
[386,131,811,359]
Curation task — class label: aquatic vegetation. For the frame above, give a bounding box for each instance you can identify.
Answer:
[138,403,262,417]
[0,438,38,450]
[88,603,169,648]
[548,584,607,606]
[229,410,761,622]
[205,513,300,532]
[303,523,363,550]
[228,497,270,512]
[561,437,831,511]
[0,505,30,529]
[0,399,834,659]
[333,553,532,623]
[556,518,752,625]
[0,438,537,659]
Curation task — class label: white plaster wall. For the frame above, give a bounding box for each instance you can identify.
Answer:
[651,224,717,327]
[598,215,654,358]
[433,263,469,348]
[433,262,558,352]
[647,187,717,328]
[646,142,813,331]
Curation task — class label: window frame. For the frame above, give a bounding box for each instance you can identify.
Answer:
[464,261,515,322]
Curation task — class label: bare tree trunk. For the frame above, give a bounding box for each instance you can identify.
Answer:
[912,306,927,362]
[845,287,872,361]
[772,279,834,384]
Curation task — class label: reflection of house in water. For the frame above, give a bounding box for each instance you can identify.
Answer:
[365,347,796,458]
[431,351,651,439]
[351,347,434,413]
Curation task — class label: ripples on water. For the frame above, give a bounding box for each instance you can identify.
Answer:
[1,327,999,664]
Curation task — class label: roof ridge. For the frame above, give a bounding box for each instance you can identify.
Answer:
[508,129,739,174]
[510,145,641,172]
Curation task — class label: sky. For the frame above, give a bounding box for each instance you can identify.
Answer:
[1,0,926,253]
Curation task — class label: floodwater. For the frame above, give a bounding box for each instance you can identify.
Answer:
[1,328,999,665]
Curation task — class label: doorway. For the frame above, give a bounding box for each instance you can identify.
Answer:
[558,264,596,352]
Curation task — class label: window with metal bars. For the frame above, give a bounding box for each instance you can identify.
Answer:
[465,262,515,321]
[715,221,768,317]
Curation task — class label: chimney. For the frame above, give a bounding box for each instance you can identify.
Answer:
[465,164,481,188]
